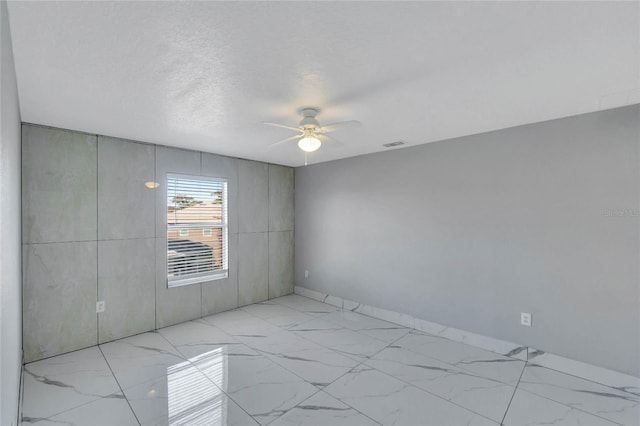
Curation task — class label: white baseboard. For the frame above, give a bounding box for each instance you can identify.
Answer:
[294,285,640,394]
[527,348,640,396]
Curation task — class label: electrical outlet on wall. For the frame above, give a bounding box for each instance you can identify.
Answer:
[521,312,532,327]
[96,301,106,313]
[305,270,309,278]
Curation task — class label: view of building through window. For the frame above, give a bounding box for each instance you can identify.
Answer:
[167,174,228,286]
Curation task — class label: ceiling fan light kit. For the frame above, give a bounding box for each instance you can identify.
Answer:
[298,135,322,152]
[264,107,361,158]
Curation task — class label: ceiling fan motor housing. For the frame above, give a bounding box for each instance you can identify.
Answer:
[299,108,320,130]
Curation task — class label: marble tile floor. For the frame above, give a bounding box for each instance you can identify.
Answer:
[20,294,639,426]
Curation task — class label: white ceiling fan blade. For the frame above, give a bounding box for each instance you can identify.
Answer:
[320,120,361,133]
[319,133,345,147]
[268,134,301,149]
[263,122,301,132]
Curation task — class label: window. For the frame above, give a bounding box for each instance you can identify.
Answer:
[166,174,228,287]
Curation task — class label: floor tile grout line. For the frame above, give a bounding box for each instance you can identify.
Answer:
[279,385,384,426]
[270,292,339,315]
[496,363,626,426]
[216,300,392,424]
[294,312,410,347]
[22,343,107,364]
[518,391,626,426]
[375,334,513,424]
[354,356,505,425]
[265,311,332,331]
[325,324,508,425]
[316,325,491,426]
[280,303,410,346]
[282,303,415,368]
[509,377,628,426]
[282,319,382,365]
[97,344,142,426]
[265,387,325,426]
[237,299,334,334]
[188,361,260,426]
[250,344,349,388]
[21,349,140,424]
[148,327,261,424]
[382,334,524,388]
[525,362,640,398]
[20,365,124,423]
[178,337,313,426]
[152,315,322,426]
[499,359,527,426]
[285,347,391,426]
[223,314,370,393]
[154,329,190,361]
[22,390,119,423]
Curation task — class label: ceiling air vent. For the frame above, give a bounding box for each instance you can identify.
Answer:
[382,141,405,148]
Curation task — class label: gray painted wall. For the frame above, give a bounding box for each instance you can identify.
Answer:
[295,105,640,376]
[1,1,23,424]
[22,124,294,363]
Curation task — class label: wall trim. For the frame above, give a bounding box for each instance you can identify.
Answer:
[294,285,640,395]
[17,361,24,426]
[526,348,640,396]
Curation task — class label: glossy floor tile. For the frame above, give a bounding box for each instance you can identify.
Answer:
[503,388,619,426]
[518,364,640,425]
[20,294,639,425]
[365,346,516,422]
[324,366,496,425]
[21,347,121,421]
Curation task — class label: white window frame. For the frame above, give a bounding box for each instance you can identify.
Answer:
[166,173,229,287]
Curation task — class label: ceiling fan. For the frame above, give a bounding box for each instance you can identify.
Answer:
[264,108,360,155]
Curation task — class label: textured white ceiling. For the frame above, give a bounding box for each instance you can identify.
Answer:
[7,1,639,167]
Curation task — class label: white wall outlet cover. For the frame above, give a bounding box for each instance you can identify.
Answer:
[96,301,106,313]
[521,312,532,327]
[305,270,309,278]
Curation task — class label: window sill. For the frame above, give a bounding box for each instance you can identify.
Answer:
[168,271,229,288]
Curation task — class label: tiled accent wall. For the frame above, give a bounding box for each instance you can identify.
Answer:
[22,124,294,362]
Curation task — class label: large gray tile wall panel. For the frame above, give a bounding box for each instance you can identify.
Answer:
[22,125,97,243]
[202,152,239,234]
[238,160,268,233]
[155,146,202,328]
[98,238,156,343]
[268,165,294,232]
[201,153,240,315]
[155,237,202,328]
[202,233,239,316]
[269,231,294,298]
[98,137,155,240]
[23,242,97,362]
[238,232,269,306]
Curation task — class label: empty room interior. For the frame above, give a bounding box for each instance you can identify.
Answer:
[1,1,639,425]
